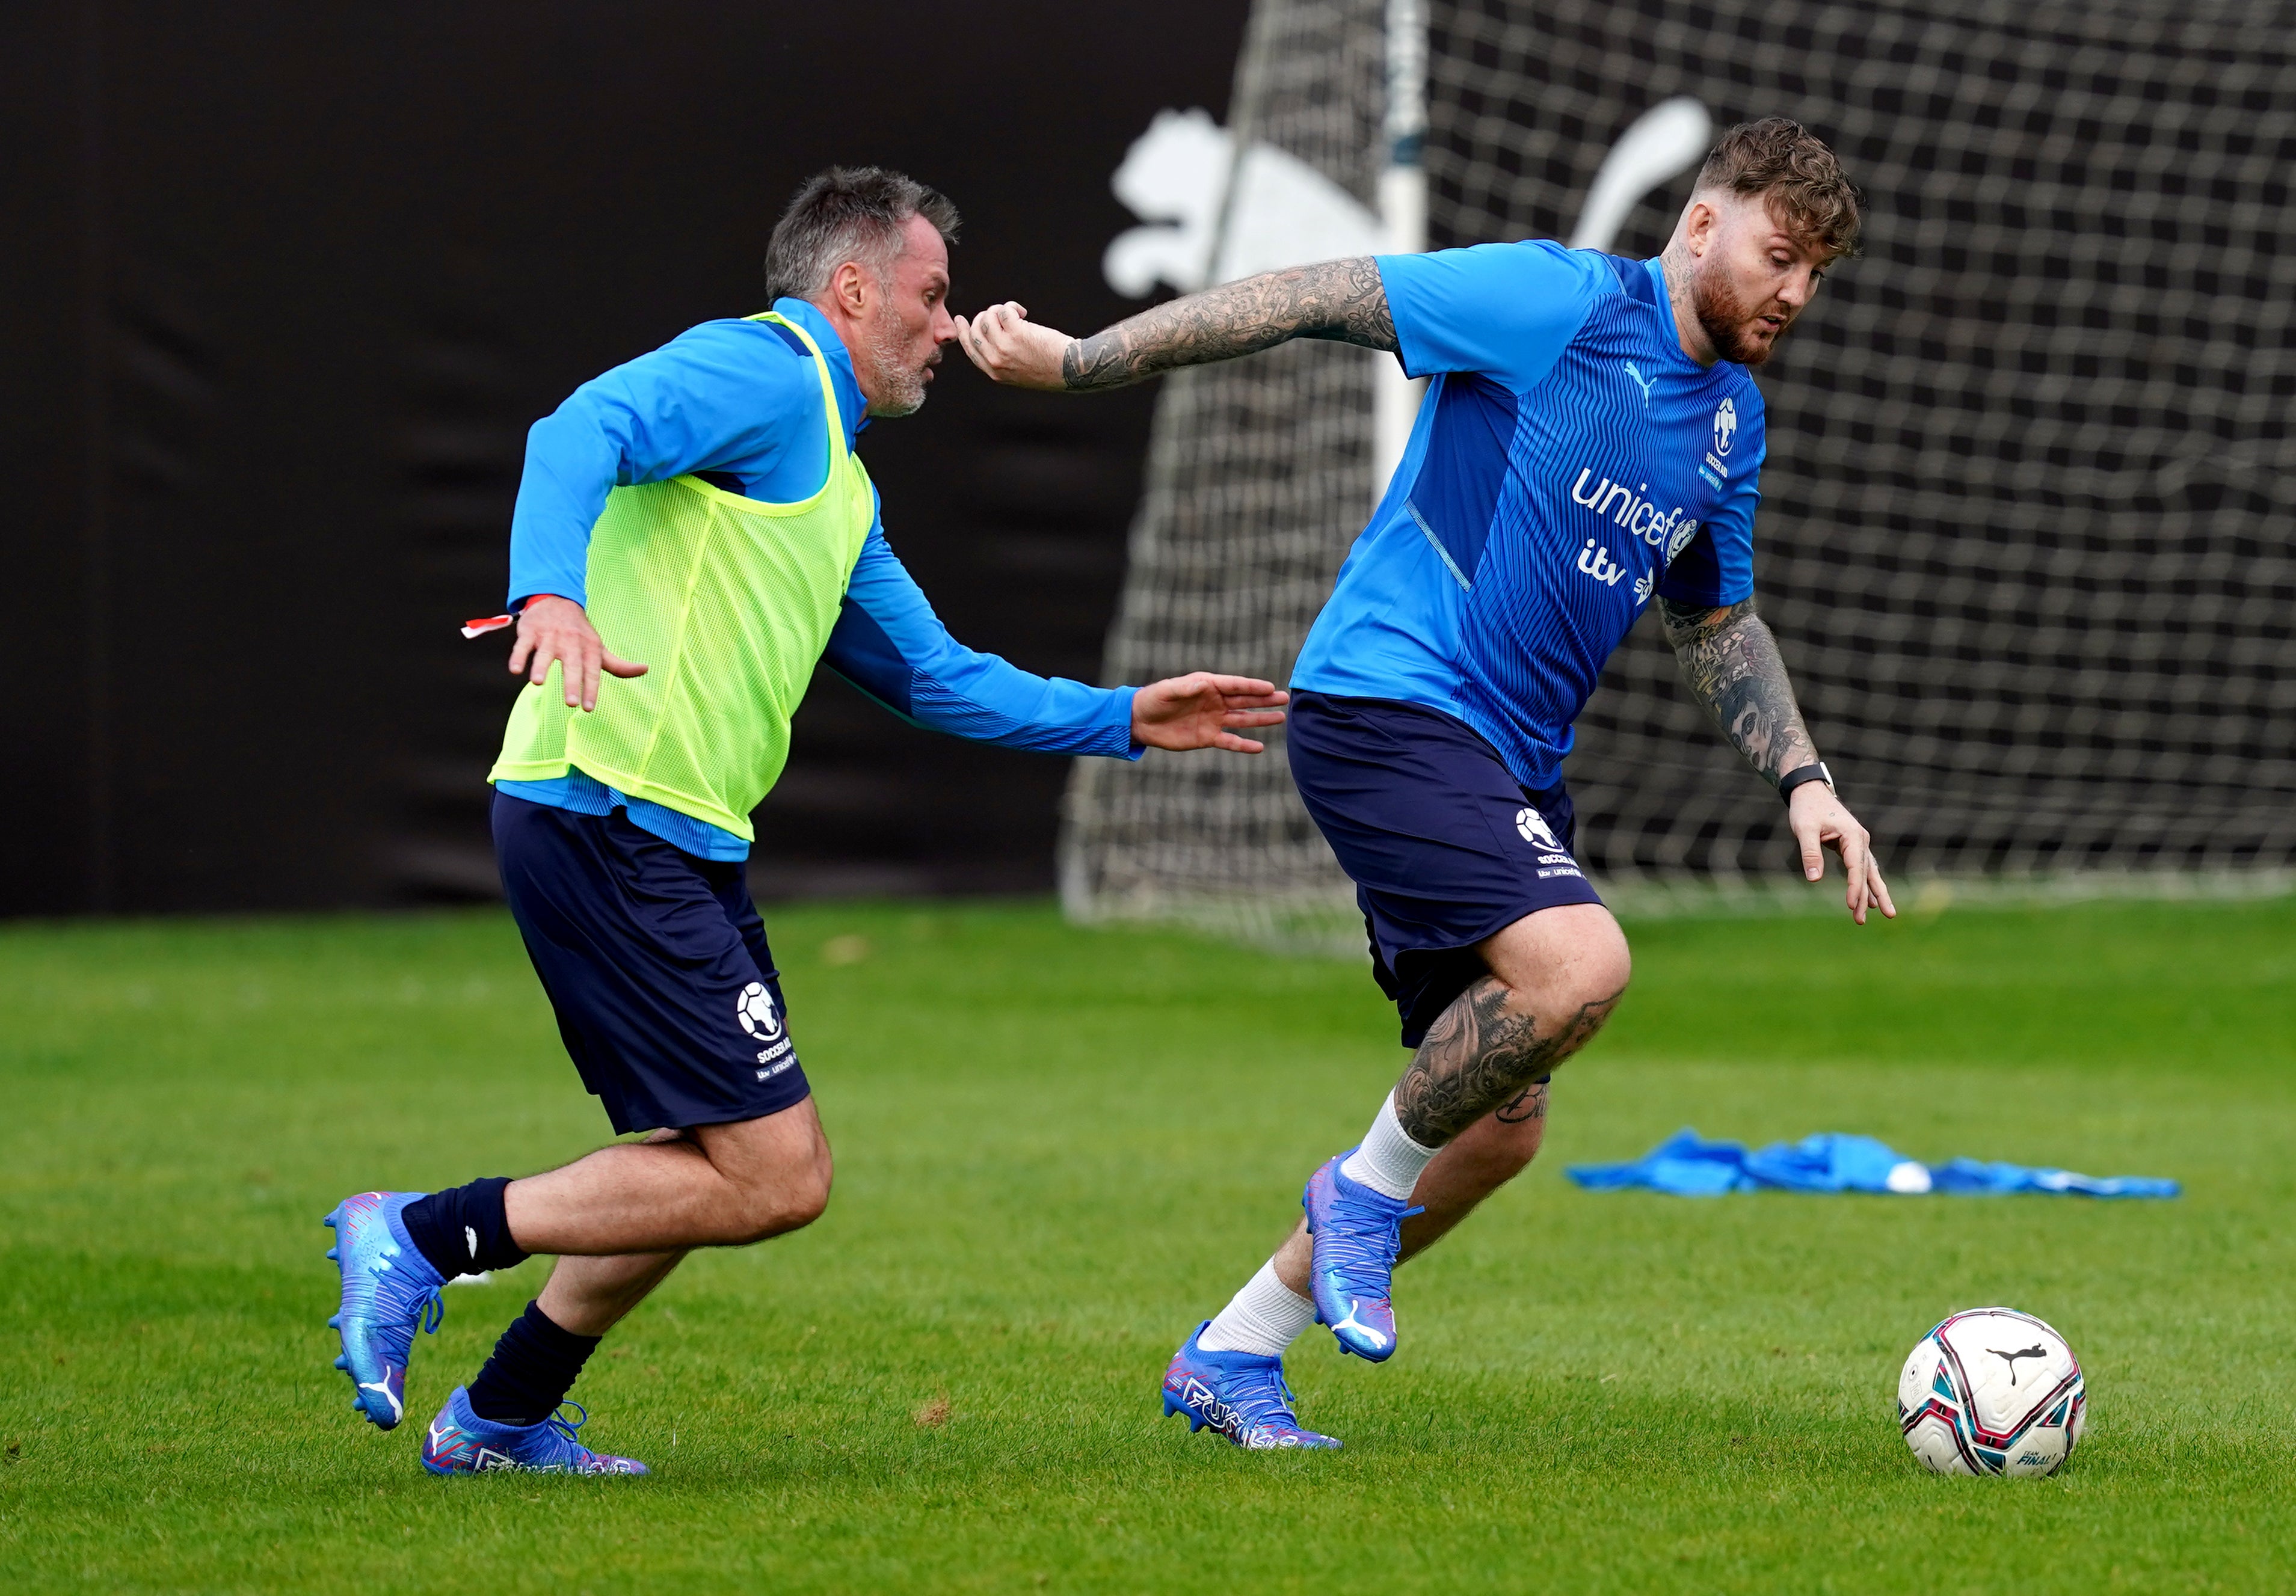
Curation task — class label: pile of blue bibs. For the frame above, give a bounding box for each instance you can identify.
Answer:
[1566,1128,2179,1199]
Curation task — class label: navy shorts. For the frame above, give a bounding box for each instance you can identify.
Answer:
[493,792,811,1135]
[1287,692,1605,1048]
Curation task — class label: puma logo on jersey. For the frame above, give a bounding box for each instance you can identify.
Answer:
[1623,361,1657,405]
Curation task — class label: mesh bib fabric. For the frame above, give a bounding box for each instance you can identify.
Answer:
[488,313,874,842]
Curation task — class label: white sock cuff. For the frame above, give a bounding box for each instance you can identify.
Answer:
[1197,1259,1316,1358]
[1340,1091,1439,1202]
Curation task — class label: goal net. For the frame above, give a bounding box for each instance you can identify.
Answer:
[1063,0,2296,941]
[1059,0,1385,945]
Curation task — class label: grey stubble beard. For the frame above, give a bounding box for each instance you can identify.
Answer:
[863,316,929,417]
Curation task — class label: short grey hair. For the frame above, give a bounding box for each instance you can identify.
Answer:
[763,167,961,302]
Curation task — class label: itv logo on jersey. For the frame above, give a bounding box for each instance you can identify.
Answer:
[1577,539,1628,586]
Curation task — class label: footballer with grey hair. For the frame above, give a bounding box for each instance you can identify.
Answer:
[322,166,1288,1475]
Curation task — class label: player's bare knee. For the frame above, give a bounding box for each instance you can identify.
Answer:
[783,1151,834,1231]
[1483,906,1629,1018]
[1559,962,1629,1033]
[724,1149,833,1245]
[1549,919,1631,1031]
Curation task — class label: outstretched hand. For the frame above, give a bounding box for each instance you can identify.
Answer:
[1131,673,1288,754]
[1788,782,1895,924]
[953,301,1074,390]
[506,594,648,713]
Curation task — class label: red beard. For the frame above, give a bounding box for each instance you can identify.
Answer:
[1692,270,1793,366]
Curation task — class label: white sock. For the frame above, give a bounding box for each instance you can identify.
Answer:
[1338,1091,1439,1202]
[1198,1259,1316,1357]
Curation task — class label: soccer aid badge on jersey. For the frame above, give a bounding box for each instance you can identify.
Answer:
[737,981,797,1081]
[1702,397,1736,489]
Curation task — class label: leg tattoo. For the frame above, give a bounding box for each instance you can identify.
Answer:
[1394,979,1618,1146]
[1494,1079,1550,1125]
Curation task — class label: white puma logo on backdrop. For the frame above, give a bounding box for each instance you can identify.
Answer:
[1103,96,1715,298]
[1101,108,1383,296]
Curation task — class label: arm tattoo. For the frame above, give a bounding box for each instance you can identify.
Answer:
[1658,597,1820,787]
[1393,978,1620,1146]
[1061,257,1396,390]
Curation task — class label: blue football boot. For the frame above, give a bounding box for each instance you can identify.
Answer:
[1161,1322,1340,1450]
[323,1190,446,1430]
[1302,1151,1420,1362]
[421,1388,650,1475]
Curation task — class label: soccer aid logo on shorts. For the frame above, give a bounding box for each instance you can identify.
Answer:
[736,981,781,1041]
[1515,806,1560,851]
[1713,397,1737,457]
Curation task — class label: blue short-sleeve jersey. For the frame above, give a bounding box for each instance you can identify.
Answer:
[1292,242,1764,788]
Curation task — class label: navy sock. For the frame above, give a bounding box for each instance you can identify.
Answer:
[401,1177,528,1279]
[466,1300,601,1428]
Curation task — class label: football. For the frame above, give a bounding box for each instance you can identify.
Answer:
[1898,1308,2085,1476]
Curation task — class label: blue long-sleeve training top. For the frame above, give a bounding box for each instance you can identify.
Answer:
[496,296,1138,861]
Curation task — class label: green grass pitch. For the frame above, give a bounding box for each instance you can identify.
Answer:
[4,894,2293,1592]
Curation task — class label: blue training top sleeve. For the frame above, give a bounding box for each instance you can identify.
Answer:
[506,321,824,608]
[821,515,1140,758]
[1657,386,1762,607]
[1376,239,1606,393]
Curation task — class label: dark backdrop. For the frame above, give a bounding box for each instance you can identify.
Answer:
[3,1,1246,916]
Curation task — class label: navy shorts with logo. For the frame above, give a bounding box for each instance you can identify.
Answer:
[1286,692,1605,1048]
[493,791,810,1135]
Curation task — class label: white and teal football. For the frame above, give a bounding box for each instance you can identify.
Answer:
[1897,1307,2085,1476]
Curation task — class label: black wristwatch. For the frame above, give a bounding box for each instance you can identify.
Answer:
[1777,761,1834,805]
